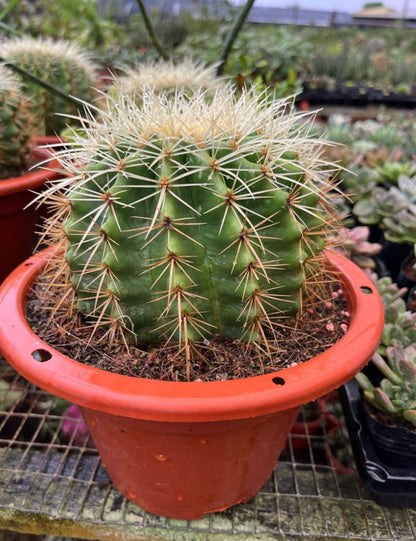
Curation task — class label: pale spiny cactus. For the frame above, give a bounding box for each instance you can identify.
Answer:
[1,37,97,135]
[0,65,33,179]
[42,88,340,371]
[110,59,223,103]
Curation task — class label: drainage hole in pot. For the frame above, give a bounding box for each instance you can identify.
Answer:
[360,286,373,295]
[31,349,52,362]
[272,376,285,386]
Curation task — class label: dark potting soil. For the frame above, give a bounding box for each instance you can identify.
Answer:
[300,82,416,108]
[26,278,349,382]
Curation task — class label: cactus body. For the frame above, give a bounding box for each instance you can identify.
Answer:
[48,89,337,350]
[1,37,97,136]
[0,66,32,179]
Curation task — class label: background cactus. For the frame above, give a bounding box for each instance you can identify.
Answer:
[1,37,97,136]
[0,65,33,179]
[43,88,339,373]
[110,59,224,103]
[356,343,416,426]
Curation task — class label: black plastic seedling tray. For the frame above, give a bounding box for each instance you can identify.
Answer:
[340,379,416,508]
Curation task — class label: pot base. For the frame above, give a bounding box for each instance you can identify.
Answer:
[81,406,299,519]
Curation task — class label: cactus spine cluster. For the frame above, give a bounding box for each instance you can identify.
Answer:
[45,88,338,369]
[111,60,223,103]
[0,65,32,179]
[1,37,97,136]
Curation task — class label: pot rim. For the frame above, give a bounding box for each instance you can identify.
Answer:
[0,248,384,422]
[0,146,61,197]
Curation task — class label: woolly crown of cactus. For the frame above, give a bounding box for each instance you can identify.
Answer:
[0,65,33,179]
[1,37,97,135]
[111,59,223,102]
[42,88,340,365]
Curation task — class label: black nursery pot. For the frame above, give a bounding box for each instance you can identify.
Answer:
[373,234,413,285]
[340,379,416,508]
[365,404,416,469]
[396,252,416,291]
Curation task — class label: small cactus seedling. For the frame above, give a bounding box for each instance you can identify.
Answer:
[356,343,416,426]
[110,59,223,103]
[42,88,340,377]
[1,37,97,136]
[0,65,33,179]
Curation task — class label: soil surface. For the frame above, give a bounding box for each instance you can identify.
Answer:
[26,277,349,382]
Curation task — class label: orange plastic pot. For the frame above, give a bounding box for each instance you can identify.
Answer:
[0,248,384,519]
[0,147,61,283]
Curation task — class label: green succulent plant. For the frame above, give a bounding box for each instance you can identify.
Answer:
[375,161,416,186]
[0,65,33,179]
[375,276,416,355]
[41,88,341,376]
[320,112,416,171]
[352,119,406,151]
[356,343,416,426]
[1,36,97,136]
[341,166,379,203]
[353,176,416,244]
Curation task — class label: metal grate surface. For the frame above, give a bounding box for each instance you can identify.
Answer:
[0,357,415,541]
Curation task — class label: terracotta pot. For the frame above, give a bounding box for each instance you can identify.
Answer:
[32,135,63,147]
[0,248,384,519]
[33,135,66,153]
[0,147,61,283]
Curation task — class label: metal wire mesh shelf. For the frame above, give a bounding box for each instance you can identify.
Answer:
[1,356,415,541]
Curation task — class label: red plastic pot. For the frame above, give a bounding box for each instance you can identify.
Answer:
[33,135,66,152]
[0,248,384,519]
[0,147,61,283]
